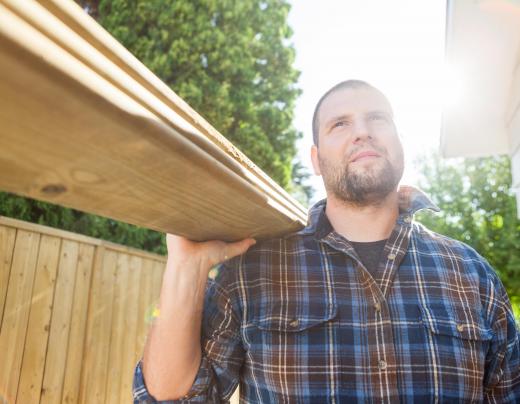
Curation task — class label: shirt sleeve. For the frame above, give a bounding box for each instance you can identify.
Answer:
[483,271,520,403]
[132,264,245,403]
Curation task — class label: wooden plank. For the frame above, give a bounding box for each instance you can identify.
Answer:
[61,243,95,404]
[16,235,61,404]
[0,0,306,242]
[35,0,283,180]
[104,253,130,404]
[0,230,40,403]
[40,239,79,404]
[0,225,16,327]
[25,0,303,223]
[119,255,143,402]
[78,248,117,404]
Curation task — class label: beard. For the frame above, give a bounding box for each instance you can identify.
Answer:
[319,147,404,207]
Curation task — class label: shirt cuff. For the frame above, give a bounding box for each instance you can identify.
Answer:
[133,358,213,403]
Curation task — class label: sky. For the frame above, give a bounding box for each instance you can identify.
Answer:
[287,0,447,203]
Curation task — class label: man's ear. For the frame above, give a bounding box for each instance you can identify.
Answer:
[310,145,321,176]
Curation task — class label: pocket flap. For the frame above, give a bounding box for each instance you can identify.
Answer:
[253,303,337,332]
[420,305,493,341]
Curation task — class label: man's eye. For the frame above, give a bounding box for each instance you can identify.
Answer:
[332,120,349,128]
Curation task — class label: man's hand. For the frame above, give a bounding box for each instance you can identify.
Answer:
[165,233,256,272]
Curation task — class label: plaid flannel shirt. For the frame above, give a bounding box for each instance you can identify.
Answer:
[133,186,520,403]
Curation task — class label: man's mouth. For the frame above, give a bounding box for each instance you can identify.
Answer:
[350,150,381,163]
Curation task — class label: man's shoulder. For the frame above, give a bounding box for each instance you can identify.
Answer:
[413,221,480,256]
[411,222,510,322]
[412,221,498,280]
[244,230,310,257]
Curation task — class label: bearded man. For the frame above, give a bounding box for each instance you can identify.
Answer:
[133,80,520,403]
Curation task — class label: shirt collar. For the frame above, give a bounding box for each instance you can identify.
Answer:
[297,185,440,238]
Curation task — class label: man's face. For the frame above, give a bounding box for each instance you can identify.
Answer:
[311,86,404,206]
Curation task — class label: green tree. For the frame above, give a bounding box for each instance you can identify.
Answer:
[415,152,520,297]
[0,192,166,254]
[0,0,311,253]
[95,0,305,193]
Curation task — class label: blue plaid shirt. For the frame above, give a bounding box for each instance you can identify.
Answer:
[134,186,520,403]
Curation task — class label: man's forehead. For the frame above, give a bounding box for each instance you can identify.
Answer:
[319,86,393,122]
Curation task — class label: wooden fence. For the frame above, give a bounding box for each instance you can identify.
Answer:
[0,215,166,403]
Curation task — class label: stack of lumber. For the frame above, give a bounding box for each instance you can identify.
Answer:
[0,0,307,241]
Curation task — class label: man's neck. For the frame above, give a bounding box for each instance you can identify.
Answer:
[325,191,400,242]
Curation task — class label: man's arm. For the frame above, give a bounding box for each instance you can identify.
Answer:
[137,234,255,401]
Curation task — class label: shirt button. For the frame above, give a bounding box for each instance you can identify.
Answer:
[378,360,387,370]
[387,253,396,260]
[403,215,412,223]
[289,319,299,328]
[456,323,464,332]
[374,302,381,312]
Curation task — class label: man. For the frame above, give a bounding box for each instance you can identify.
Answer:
[133,80,520,402]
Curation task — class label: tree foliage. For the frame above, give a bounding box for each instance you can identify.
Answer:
[96,0,304,192]
[0,192,166,253]
[0,0,310,254]
[415,152,520,296]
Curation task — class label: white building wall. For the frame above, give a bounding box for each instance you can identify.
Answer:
[510,124,520,217]
[508,49,520,218]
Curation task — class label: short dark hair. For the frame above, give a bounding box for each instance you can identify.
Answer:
[312,79,376,146]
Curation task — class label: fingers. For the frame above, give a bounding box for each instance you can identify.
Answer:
[164,232,256,267]
[221,238,256,262]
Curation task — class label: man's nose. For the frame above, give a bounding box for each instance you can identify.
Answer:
[352,119,372,142]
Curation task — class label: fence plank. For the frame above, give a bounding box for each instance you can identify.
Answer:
[61,243,95,404]
[105,253,130,404]
[16,235,61,404]
[78,248,117,403]
[119,255,143,402]
[0,224,16,327]
[40,239,79,403]
[0,230,40,402]
[134,259,155,361]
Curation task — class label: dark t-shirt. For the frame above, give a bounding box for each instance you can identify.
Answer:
[350,239,387,277]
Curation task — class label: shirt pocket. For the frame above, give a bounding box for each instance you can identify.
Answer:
[244,301,338,395]
[418,303,493,400]
[244,300,338,354]
[419,304,493,341]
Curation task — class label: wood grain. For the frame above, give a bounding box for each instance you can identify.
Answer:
[40,239,79,404]
[0,220,168,404]
[78,248,117,403]
[16,235,61,404]
[0,225,16,327]
[61,243,95,404]
[0,0,307,242]
[0,230,40,402]
[119,255,143,402]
